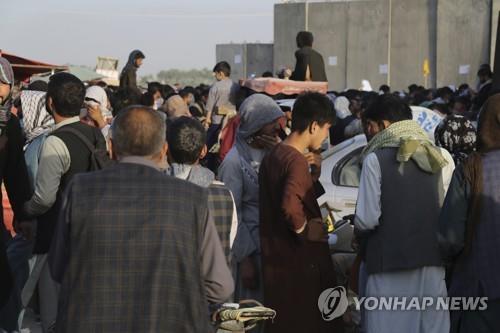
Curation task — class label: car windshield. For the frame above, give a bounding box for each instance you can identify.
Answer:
[332,146,364,187]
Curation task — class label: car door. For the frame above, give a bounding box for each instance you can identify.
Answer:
[318,135,366,221]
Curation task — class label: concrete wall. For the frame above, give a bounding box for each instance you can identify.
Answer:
[308,2,349,90]
[246,44,274,78]
[273,2,306,75]
[216,43,273,81]
[437,0,491,88]
[346,0,389,90]
[216,44,245,81]
[274,0,496,91]
[490,0,500,68]
[390,0,437,90]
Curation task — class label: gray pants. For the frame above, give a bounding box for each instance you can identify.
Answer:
[364,266,450,333]
[22,255,59,333]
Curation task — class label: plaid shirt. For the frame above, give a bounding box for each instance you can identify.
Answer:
[51,162,214,333]
[207,184,234,266]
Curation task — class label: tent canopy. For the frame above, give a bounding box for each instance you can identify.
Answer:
[0,50,67,81]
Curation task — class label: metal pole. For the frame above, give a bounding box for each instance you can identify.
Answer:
[305,0,309,31]
[387,0,392,86]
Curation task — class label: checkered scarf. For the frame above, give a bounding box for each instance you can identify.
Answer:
[361,119,449,173]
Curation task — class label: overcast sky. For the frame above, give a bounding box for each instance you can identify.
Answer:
[2,0,275,75]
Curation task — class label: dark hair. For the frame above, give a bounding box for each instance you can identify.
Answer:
[437,87,453,99]
[408,84,419,93]
[458,83,469,91]
[110,88,142,117]
[140,91,155,107]
[343,89,362,102]
[477,64,492,77]
[95,81,108,88]
[363,94,412,124]
[291,92,335,133]
[262,71,273,78]
[379,84,390,94]
[413,89,433,106]
[213,61,231,76]
[167,116,206,164]
[162,84,177,100]
[148,82,163,96]
[134,50,146,60]
[27,80,48,92]
[296,31,314,48]
[112,106,165,157]
[432,103,451,115]
[46,72,85,117]
[453,96,471,110]
[179,86,195,99]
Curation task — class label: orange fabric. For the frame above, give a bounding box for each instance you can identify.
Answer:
[2,185,14,235]
[239,78,328,96]
[219,115,241,161]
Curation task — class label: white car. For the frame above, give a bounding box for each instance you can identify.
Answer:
[318,134,366,222]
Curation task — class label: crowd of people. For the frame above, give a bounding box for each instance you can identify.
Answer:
[0,33,498,333]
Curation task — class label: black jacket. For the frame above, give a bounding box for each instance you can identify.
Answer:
[290,46,328,82]
[119,50,144,96]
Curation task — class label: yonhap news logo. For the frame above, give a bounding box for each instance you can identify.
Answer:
[318,286,349,321]
[318,287,489,321]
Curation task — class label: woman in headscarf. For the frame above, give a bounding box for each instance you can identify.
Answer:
[119,50,145,96]
[0,57,32,332]
[82,85,113,139]
[439,93,500,333]
[218,94,284,303]
[434,114,476,165]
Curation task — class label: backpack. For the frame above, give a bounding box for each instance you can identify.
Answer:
[54,127,114,171]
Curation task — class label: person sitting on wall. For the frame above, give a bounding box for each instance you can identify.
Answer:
[290,31,328,82]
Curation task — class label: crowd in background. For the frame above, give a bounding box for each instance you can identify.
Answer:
[0,37,498,333]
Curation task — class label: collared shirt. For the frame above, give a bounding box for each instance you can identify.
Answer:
[24,116,80,217]
[355,148,455,230]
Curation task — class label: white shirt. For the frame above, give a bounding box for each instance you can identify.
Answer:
[355,148,455,231]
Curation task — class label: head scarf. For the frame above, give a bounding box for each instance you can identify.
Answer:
[21,90,54,143]
[334,96,351,119]
[235,94,284,166]
[463,93,500,252]
[361,119,449,174]
[85,85,112,119]
[0,57,14,89]
[434,114,476,165]
[120,50,145,79]
[237,94,285,140]
[361,80,373,92]
[122,50,144,70]
[0,57,14,126]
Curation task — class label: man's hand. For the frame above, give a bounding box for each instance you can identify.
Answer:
[86,104,106,129]
[303,218,328,243]
[304,151,322,182]
[14,220,34,241]
[204,114,212,129]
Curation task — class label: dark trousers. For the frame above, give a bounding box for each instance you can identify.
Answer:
[206,123,222,173]
[0,235,33,331]
[451,298,500,333]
